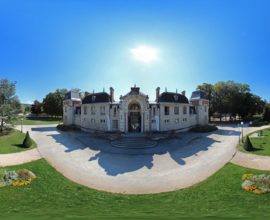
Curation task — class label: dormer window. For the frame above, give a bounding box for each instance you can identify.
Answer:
[92,96,96,102]
[174,95,178,101]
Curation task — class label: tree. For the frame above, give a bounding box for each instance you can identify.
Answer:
[22,131,32,148]
[31,100,42,115]
[243,136,253,151]
[197,81,265,121]
[0,79,21,132]
[42,89,68,117]
[263,104,270,122]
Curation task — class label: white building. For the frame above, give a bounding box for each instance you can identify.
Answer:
[63,86,209,133]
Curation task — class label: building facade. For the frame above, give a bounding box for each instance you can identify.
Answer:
[63,86,209,133]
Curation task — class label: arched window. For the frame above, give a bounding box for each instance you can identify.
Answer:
[129,103,140,111]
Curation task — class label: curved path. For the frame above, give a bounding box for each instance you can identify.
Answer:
[231,151,270,170]
[0,148,41,167]
[22,124,241,194]
[6,124,270,193]
[231,125,270,170]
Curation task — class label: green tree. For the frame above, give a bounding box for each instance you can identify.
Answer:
[263,104,270,122]
[197,81,265,121]
[22,131,32,148]
[0,79,21,132]
[43,89,68,117]
[31,100,42,115]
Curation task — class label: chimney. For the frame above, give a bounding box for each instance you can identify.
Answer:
[156,87,160,102]
[181,90,186,96]
[110,87,115,102]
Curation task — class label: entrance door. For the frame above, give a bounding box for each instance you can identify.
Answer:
[128,112,141,132]
[128,103,141,132]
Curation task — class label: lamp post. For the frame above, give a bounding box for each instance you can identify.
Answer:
[241,121,244,143]
[21,117,23,133]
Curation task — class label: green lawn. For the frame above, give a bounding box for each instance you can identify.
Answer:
[0,160,270,219]
[249,129,270,156]
[0,130,36,154]
[13,117,62,125]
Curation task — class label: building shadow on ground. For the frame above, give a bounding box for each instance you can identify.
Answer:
[32,126,240,176]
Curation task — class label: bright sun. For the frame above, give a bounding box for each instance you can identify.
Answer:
[130,45,158,63]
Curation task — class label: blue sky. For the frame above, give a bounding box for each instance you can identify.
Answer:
[0,0,269,103]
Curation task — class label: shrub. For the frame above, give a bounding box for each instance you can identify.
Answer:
[57,124,80,131]
[243,136,253,151]
[0,169,36,187]
[17,169,36,181]
[22,131,33,148]
[191,125,218,133]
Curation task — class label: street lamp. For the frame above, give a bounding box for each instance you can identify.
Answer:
[21,117,24,133]
[241,121,244,143]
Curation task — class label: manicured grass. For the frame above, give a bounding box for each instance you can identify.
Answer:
[13,117,62,125]
[249,128,270,156]
[0,130,36,154]
[0,160,270,219]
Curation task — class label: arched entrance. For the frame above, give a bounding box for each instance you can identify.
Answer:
[128,103,141,132]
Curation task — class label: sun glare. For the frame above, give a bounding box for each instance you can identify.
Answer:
[130,45,158,63]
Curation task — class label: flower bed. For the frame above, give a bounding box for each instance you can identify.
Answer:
[0,169,36,188]
[241,174,270,194]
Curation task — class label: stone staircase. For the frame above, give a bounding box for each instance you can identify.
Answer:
[111,137,157,149]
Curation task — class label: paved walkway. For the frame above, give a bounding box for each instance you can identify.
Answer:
[231,151,270,170]
[0,148,42,167]
[21,124,240,194]
[2,124,270,193]
[231,125,270,170]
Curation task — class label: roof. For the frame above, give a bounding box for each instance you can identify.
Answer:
[190,91,208,100]
[82,92,111,104]
[64,91,81,101]
[158,92,189,104]
[122,86,148,99]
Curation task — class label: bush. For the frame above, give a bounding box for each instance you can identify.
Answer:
[251,119,269,127]
[243,136,253,151]
[22,131,33,148]
[191,125,218,133]
[57,124,80,131]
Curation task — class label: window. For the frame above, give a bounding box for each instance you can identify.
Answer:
[183,106,187,115]
[164,106,169,115]
[100,106,105,115]
[183,118,187,122]
[100,119,106,123]
[204,106,207,112]
[152,119,156,123]
[113,107,117,116]
[92,96,96,102]
[64,107,67,113]
[164,119,170,124]
[174,106,179,115]
[175,119,179,124]
[83,106,87,115]
[91,106,95,115]
[153,107,156,116]
[113,120,118,129]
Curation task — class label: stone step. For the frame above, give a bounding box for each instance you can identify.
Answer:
[111,138,157,149]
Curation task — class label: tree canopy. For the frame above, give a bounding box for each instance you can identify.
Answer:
[197,81,265,120]
[0,79,21,132]
[42,89,68,117]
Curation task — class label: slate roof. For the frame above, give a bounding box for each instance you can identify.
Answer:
[190,91,208,100]
[158,92,189,104]
[82,92,111,104]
